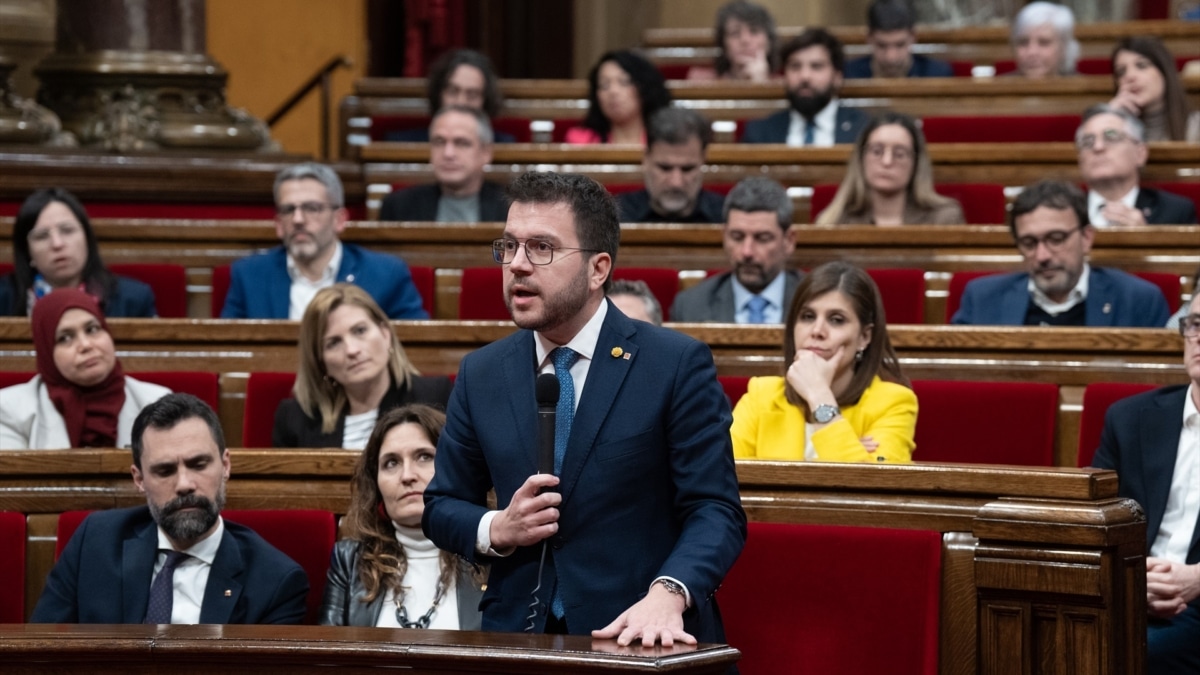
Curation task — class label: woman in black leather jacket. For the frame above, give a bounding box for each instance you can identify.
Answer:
[318,405,484,628]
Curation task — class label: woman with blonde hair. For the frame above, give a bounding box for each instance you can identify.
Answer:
[731,261,917,462]
[816,112,963,226]
[318,404,484,627]
[272,284,452,449]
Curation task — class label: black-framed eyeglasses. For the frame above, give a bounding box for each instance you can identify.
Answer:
[1015,226,1083,255]
[276,202,336,218]
[1179,315,1200,339]
[1076,128,1134,152]
[492,238,600,265]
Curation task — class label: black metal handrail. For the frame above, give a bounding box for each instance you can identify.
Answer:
[266,55,353,159]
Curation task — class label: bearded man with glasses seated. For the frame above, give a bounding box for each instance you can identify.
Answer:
[1077,104,1197,227]
[221,162,428,320]
[952,179,1169,326]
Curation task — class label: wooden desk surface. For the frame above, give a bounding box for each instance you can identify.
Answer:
[0,624,739,674]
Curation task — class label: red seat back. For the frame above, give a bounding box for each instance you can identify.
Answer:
[945,271,997,322]
[458,267,510,320]
[992,58,1112,75]
[611,268,680,321]
[409,265,436,318]
[0,511,25,623]
[866,268,926,324]
[949,60,975,77]
[0,371,32,389]
[1134,271,1182,311]
[211,264,231,318]
[134,372,220,410]
[922,115,1081,143]
[911,380,1059,466]
[551,119,584,143]
[656,63,692,80]
[55,510,92,559]
[370,114,533,143]
[718,375,751,408]
[222,509,337,625]
[718,522,941,675]
[1077,383,1157,467]
[108,263,188,318]
[243,372,297,448]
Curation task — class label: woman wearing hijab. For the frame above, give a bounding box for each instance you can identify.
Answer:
[0,288,170,449]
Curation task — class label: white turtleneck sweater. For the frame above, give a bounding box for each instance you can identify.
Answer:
[375,523,460,629]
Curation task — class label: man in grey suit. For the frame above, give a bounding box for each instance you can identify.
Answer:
[670,177,800,323]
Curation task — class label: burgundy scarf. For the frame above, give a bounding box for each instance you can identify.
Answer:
[30,289,125,447]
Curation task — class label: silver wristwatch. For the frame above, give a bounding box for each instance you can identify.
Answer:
[813,404,840,424]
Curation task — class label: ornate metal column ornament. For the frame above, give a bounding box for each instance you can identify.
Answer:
[34,0,277,152]
[0,56,74,145]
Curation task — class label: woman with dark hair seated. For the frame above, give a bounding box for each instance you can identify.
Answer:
[0,288,170,449]
[731,261,917,462]
[565,50,672,145]
[815,112,963,225]
[1109,36,1199,143]
[318,404,484,628]
[1,188,156,317]
[272,284,452,449]
[688,0,778,82]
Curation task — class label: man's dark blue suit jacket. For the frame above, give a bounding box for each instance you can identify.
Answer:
[423,302,747,639]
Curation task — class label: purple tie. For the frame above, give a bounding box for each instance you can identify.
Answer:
[144,550,189,624]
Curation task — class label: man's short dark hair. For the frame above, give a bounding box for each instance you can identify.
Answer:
[506,172,620,290]
[723,177,793,230]
[646,107,713,152]
[1008,180,1088,238]
[131,393,227,469]
[780,28,846,74]
[426,49,504,118]
[867,0,916,33]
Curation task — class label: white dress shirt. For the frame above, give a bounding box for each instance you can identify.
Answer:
[1087,188,1139,227]
[786,101,839,147]
[286,240,343,320]
[152,517,224,624]
[1149,384,1200,564]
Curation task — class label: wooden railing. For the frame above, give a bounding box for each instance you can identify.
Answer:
[0,451,1146,675]
[0,320,1187,467]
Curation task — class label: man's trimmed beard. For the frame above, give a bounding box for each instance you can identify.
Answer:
[787,86,834,121]
[149,487,225,543]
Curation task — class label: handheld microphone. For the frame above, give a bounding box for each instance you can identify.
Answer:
[535,373,559,477]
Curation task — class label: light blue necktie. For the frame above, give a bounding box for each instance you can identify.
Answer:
[803,122,815,146]
[747,295,769,324]
[549,346,578,620]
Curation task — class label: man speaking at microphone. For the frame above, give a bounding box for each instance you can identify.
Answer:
[423,171,746,646]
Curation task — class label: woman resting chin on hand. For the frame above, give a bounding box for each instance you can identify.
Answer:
[731,261,917,463]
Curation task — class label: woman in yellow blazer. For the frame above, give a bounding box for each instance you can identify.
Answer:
[732,261,917,462]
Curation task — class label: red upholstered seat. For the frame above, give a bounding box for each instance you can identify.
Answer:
[718,522,941,675]
[369,114,534,143]
[993,57,1112,75]
[108,263,189,318]
[1134,271,1182,311]
[0,371,216,409]
[611,268,681,321]
[911,380,1058,466]
[134,372,220,410]
[1077,382,1157,467]
[55,509,336,625]
[810,183,1004,224]
[458,267,510,320]
[949,60,975,77]
[551,119,584,143]
[0,511,25,623]
[656,63,692,80]
[222,509,337,625]
[409,265,436,318]
[718,375,751,408]
[26,203,279,220]
[242,372,297,448]
[945,271,996,322]
[921,114,1081,143]
[211,264,231,318]
[866,268,926,324]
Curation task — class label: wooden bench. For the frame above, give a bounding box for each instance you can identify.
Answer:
[3,220,1193,321]
[641,18,1200,68]
[0,450,1146,675]
[0,320,1187,467]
